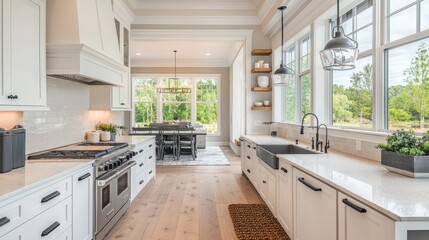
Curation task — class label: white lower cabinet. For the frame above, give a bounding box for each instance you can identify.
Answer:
[277,161,293,238]
[72,167,94,240]
[258,163,276,214]
[2,197,72,240]
[338,192,395,240]
[293,168,337,240]
[241,141,258,188]
[131,139,156,201]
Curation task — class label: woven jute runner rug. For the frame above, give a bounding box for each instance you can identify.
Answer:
[228,204,291,240]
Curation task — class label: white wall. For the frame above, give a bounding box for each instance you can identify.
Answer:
[0,77,124,154]
[230,46,245,151]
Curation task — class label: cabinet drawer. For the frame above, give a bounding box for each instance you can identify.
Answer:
[134,154,146,175]
[146,164,155,181]
[2,197,72,240]
[0,177,72,237]
[56,226,72,240]
[134,170,147,195]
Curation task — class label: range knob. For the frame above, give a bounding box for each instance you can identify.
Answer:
[128,153,133,159]
[108,163,114,170]
[133,151,137,156]
[115,160,122,167]
[118,156,127,163]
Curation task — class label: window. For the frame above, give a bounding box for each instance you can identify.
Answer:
[132,76,220,135]
[134,78,157,126]
[285,46,297,122]
[280,35,312,123]
[385,38,429,133]
[161,78,191,122]
[330,0,374,129]
[387,0,429,42]
[196,78,219,134]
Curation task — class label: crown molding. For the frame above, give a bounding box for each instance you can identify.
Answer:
[131,29,253,41]
[132,15,260,25]
[114,0,136,25]
[131,1,257,10]
[131,58,229,68]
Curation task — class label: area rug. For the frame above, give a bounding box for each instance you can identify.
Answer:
[157,146,230,166]
[228,204,290,240]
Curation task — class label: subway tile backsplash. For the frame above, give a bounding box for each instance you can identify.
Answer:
[0,77,124,154]
[276,123,382,162]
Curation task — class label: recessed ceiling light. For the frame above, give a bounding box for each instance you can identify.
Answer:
[136,53,141,56]
[205,53,211,56]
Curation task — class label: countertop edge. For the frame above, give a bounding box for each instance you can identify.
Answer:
[0,161,94,204]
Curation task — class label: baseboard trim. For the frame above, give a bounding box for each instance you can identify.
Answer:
[229,142,240,156]
[207,141,229,146]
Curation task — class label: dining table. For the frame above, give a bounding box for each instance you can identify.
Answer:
[130,127,207,159]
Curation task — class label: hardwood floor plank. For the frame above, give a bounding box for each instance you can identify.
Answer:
[105,146,262,240]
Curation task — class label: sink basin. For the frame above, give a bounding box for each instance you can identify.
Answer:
[256,144,319,169]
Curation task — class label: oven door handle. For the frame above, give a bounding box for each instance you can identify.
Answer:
[96,161,136,187]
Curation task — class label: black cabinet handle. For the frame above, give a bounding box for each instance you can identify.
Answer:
[149,170,153,174]
[247,169,250,173]
[139,149,144,153]
[280,167,288,173]
[342,198,367,213]
[120,103,125,105]
[139,180,144,185]
[298,177,321,192]
[78,173,91,181]
[41,221,60,237]
[139,163,144,167]
[253,147,256,149]
[7,95,13,99]
[247,145,250,148]
[41,191,61,203]
[149,144,153,147]
[246,156,250,159]
[13,95,18,99]
[149,156,153,159]
[262,180,266,184]
[0,217,10,227]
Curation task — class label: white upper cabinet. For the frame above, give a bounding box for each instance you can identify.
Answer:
[0,0,47,109]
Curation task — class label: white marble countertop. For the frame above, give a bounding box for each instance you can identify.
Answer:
[241,134,429,221]
[0,161,93,202]
[115,135,155,145]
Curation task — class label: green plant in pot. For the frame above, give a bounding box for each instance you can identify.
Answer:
[95,122,126,141]
[377,130,429,178]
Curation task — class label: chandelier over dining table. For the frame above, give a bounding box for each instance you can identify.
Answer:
[156,50,192,94]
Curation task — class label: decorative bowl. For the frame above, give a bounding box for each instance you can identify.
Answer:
[257,76,269,87]
[254,102,263,107]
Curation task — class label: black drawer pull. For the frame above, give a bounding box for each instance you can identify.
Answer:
[120,103,125,105]
[41,191,61,203]
[41,221,60,237]
[7,95,13,99]
[149,156,153,159]
[247,169,250,173]
[247,145,250,148]
[262,180,266,184]
[246,156,250,159]
[342,198,367,213]
[139,163,144,167]
[78,173,91,181]
[298,177,321,192]
[139,149,144,153]
[149,144,153,147]
[139,180,144,185]
[280,167,288,173]
[253,147,256,149]
[0,217,10,227]
[149,170,153,174]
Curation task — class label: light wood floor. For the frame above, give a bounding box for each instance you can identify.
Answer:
[105,146,262,240]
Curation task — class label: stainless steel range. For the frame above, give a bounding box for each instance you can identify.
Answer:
[28,142,137,240]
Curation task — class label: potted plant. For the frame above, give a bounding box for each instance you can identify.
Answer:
[377,130,429,178]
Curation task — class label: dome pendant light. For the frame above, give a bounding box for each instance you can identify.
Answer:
[320,0,359,70]
[272,6,295,86]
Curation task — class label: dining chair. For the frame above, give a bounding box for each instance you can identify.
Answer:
[178,129,196,160]
[160,129,179,161]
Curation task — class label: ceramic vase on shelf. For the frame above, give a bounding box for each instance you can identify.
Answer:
[100,131,111,142]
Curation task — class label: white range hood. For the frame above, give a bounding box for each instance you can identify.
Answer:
[46,0,127,86]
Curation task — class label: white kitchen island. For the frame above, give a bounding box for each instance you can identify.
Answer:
[241,134,429,240]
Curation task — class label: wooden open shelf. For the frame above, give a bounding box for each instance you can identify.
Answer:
[252,68,272,73]
[251,49,272,56]
[251,106,272,110]
[251,87,272,92]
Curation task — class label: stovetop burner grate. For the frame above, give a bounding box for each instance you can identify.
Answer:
[28,150,108,160]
